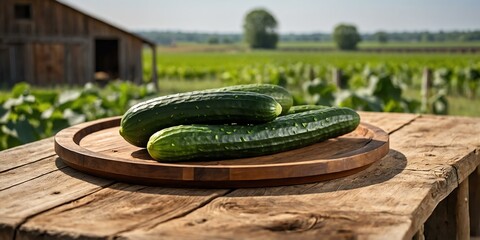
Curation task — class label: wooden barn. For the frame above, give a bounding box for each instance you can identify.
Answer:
[0,0,157,87]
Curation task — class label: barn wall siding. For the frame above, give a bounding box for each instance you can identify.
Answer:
[0,0,150,86]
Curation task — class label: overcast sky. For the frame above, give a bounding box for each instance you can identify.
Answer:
[60,0,480,33]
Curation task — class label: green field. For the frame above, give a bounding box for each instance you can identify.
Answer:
[152,51,479,67]
[1,46,479,151]
[146,50,480,117]
[157,41,480,52]
[278,41,480,49]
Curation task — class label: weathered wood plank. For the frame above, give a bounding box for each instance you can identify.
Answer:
[470,166,480,236]
[116,152,455,240]
[120,210,412,240]
[17,184,229,240]
[412,224,425,240]
[0,155,66,191]
[4,113,478,240]
[423,187,457,240]
[0,160,113,239]
[358,111,418,134]
[388,115,480,182]
[113,113,419,239]
[117,114,480,240]
[13,112,415,239]
[425,174,475,239]
[0,138,55,172]
[456,179,470,240]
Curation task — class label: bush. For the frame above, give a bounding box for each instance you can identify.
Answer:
[333,24,361,50]
[243,9,279,49]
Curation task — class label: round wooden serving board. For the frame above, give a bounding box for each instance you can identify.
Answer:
[54,116,389,188]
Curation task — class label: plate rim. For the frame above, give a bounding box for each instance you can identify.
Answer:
[54,116,390,185]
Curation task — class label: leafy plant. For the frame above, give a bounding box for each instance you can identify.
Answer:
[0,81,158,151]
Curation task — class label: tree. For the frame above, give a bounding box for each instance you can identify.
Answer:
[374,31,388,44]
[243,9,278,49]
[333,24,361,50]
[207,36,220,44]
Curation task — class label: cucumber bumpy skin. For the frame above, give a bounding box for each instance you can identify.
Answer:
[211,84,293,114]
[147,107,360,162]
[120,91,282,147]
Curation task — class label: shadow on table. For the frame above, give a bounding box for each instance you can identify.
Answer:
[54,157,116,187]
[54,148,406,197]
[54,157,227,196]
[226,149,407,196]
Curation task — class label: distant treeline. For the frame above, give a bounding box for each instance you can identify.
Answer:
[362,31,480,42]
[136,30,480,45]
[137,31,242,45]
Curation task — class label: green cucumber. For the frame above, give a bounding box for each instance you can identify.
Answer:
[286,105,330,115]
[210,84,293,114]
[147,107,360,162]
[120,91,282,147]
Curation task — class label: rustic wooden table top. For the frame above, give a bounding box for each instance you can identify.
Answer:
[1,112,479,240]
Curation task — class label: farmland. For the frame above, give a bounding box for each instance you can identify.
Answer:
[1,47,479,150]
[146,50,480,115]
[278,41,480,49]
[157,41,480,52]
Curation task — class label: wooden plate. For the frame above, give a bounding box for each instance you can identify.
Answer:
[54,116,389,188]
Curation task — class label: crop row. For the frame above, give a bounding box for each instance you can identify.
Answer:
[1,62,479,150]
[147,61,480,101]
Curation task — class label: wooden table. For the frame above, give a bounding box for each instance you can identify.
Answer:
[1,112,479,240]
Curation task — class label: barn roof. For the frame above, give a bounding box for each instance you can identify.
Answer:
[56,0,156,46]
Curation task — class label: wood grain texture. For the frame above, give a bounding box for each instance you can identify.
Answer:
[423,187,457,240]
[18,184,229,240]
[2,112,479,240]
[0,155,66,191]
[0,159,113,239]
[120,209,413,240]
[1,0,150,85]
[470,167,480,236]
[412,224,425,240]
[388,115,480,182]
[0,138,55,172]
[117,114,480,240]
[342,114,479,237]
[8,112,409,240]
[116,151,449,240]
[456,179,470,240]
[54,116,389,188]
[357,111,418,134]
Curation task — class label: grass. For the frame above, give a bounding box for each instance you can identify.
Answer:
[157,42,246,53]
[447,95,480,116]
[358,41,480,48]
[403,88,480,117]
[151,51,480,69]
[156,41,480,53]
[278,41,480,49]
[147,50,480,117]
[3,46,479,117]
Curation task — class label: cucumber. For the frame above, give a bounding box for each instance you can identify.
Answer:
[120,91,282,147]
[286,105,330,115]
[210,84,293,114]
[147,107,360,162]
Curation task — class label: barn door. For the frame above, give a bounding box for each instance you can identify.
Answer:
[94,39,119,81]
[33,43,65,85]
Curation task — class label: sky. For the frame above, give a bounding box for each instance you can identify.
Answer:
[60,0,480,34]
